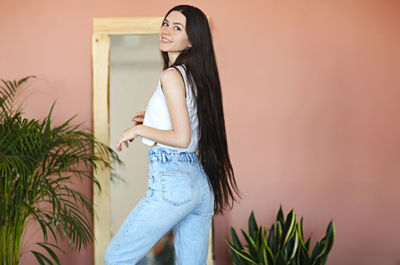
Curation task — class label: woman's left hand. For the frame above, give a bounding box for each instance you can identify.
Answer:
[116,126,139,151]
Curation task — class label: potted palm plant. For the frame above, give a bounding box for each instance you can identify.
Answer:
[0,76,120,264]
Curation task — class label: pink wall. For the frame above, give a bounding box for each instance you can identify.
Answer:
[1,0,400,264]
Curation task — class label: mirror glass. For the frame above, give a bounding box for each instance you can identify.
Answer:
[109,34,174,264]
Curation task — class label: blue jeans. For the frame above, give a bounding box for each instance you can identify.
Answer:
[104,146,215,265]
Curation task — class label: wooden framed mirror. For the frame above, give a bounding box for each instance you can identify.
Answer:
[92,17,214,265]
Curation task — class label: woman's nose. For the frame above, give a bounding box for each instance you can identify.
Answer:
[162,26,172,36]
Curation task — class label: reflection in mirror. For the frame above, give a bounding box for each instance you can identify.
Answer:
[109,34,174,264]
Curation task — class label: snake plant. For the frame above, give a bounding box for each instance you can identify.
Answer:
[226,206,335,265]
[0,76,120,264]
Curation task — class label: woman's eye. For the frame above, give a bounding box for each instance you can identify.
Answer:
[161,22,181,31]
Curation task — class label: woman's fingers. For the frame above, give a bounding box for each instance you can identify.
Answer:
[116,139,123,151]
[116,143,122,152]
[131,111,146,125]
[116,136,126,151]
[116,128,137,151]
[116,140,130,151]
[131,111,146,122]
[133,117,144,125]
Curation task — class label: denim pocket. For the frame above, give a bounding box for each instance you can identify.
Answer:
[160,171,194,206]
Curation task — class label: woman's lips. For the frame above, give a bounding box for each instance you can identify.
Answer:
[161,37,172,43]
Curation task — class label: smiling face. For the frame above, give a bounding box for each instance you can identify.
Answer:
[160,11,192,64]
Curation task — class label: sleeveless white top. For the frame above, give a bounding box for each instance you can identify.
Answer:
[141,64,199,152]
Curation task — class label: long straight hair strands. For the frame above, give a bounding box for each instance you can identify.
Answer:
[160,5,242,214]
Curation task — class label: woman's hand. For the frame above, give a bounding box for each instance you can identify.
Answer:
[131,111,145,125]
[116,126,139,152]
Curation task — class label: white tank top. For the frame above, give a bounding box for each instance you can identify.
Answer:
[141,64,199,152]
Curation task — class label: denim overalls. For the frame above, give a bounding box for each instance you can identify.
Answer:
[104,146,215,265]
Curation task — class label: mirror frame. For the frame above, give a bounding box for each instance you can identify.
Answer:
[92,17,214,265]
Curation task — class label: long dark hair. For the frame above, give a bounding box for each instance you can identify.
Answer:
[160,5,241,214]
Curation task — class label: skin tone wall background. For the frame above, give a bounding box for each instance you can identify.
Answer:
[1,0,400,264]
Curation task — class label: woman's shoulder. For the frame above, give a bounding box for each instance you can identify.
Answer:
[159,65,186,92]
[162,64,186,74]
[160,65,186,83]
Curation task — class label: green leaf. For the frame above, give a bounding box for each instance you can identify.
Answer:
[37,242,61,265]
[298,246,311,265]
[299,217,304,239]
[231,227,244,249]
[242,229,258,259]
[275,221,283,251]
[324,221,335,254]
[260,230,269,265]
[305,238,311,251]
[311,241,326,262]
[276,252,286,265]
[226,239,258,264]
[227,242,246,265]
[277,205,284,223]
[31,250,53,265]
[248,211,258,239]
[263,230,275,264]
[289,230,299,260]
[267,224,275,252]
[282,210,296,246]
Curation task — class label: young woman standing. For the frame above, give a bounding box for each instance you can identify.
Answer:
[104,5,241,265]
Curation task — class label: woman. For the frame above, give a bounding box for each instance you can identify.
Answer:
[104,5,241,265]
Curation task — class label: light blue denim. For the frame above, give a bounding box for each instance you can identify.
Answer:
[104,146,215,265]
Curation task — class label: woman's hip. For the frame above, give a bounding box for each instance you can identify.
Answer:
[146,146,212,207]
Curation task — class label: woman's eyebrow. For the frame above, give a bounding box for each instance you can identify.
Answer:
[164,18,184,28]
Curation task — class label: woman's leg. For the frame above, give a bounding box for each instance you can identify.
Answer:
[173,169,215,265]
[104,165,201,265]
[173,211,213,265]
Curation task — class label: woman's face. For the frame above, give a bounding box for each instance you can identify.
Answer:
[160,11,192,54]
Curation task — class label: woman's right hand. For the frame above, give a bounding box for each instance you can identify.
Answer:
[131,111,145,125]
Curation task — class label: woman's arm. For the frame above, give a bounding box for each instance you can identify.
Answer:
[116,68,191,151]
